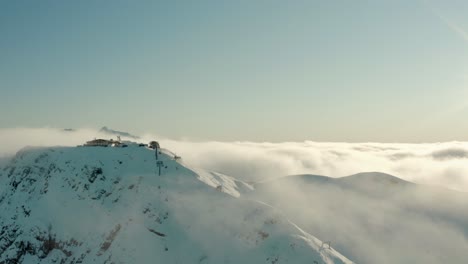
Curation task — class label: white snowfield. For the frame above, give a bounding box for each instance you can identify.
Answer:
[0,143,354,264]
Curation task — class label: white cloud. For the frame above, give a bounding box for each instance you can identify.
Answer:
[2,127,468,263]
[157,139,468,192]
[0,127,111,157]
[1,127,468,192]
[253,171,468,264]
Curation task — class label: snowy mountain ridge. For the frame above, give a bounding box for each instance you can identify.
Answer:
[252,172,468,264]
[0,142,353,264]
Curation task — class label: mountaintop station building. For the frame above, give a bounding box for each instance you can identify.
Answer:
[84,139,121,147]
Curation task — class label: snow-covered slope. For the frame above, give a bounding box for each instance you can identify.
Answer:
[0,143,353,264]
[253,172,468,264]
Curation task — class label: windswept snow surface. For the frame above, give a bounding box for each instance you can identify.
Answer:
[0,143,353,264]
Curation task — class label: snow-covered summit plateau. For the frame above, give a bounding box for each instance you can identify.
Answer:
[0,142,353,264]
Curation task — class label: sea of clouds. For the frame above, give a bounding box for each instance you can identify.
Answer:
[1,127,468,192]
[2,127,468,264]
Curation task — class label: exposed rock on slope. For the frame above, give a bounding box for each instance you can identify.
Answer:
[0,144,353,264]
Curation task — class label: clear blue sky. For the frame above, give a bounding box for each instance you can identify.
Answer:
[2,0,468,142]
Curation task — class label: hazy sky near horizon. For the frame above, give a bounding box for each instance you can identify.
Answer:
[3,127,468,192]
[2,0,468,142]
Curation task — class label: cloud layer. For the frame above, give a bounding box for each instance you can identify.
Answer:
[158,139,468,192]
[1,127,468,192]
[2,127,468,263]
[252,173,468,264]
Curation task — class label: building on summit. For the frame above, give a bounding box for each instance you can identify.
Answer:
[84,139,121,147]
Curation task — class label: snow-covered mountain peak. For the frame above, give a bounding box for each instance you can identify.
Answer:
[0,143,353,264]
[337,172,410,185]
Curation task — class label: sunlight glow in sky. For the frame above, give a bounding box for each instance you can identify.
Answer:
[1,0,468,142]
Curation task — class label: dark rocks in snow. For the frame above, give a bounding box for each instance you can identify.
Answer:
[38,226,74,258]
[87,167,103,183]
[147,228,166,237]
[21,206,31,217]
[97,224,121,256]
[0,224,81,264]
[0,145,354,264]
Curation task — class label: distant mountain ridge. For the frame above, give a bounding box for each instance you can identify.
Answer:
[255,172,410,186]
[99,126,139,139]
[252,171,468,264]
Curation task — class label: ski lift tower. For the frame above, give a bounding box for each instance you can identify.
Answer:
[157,161,164,176]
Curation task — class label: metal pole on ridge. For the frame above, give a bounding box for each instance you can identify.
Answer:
[157,161,163,176]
